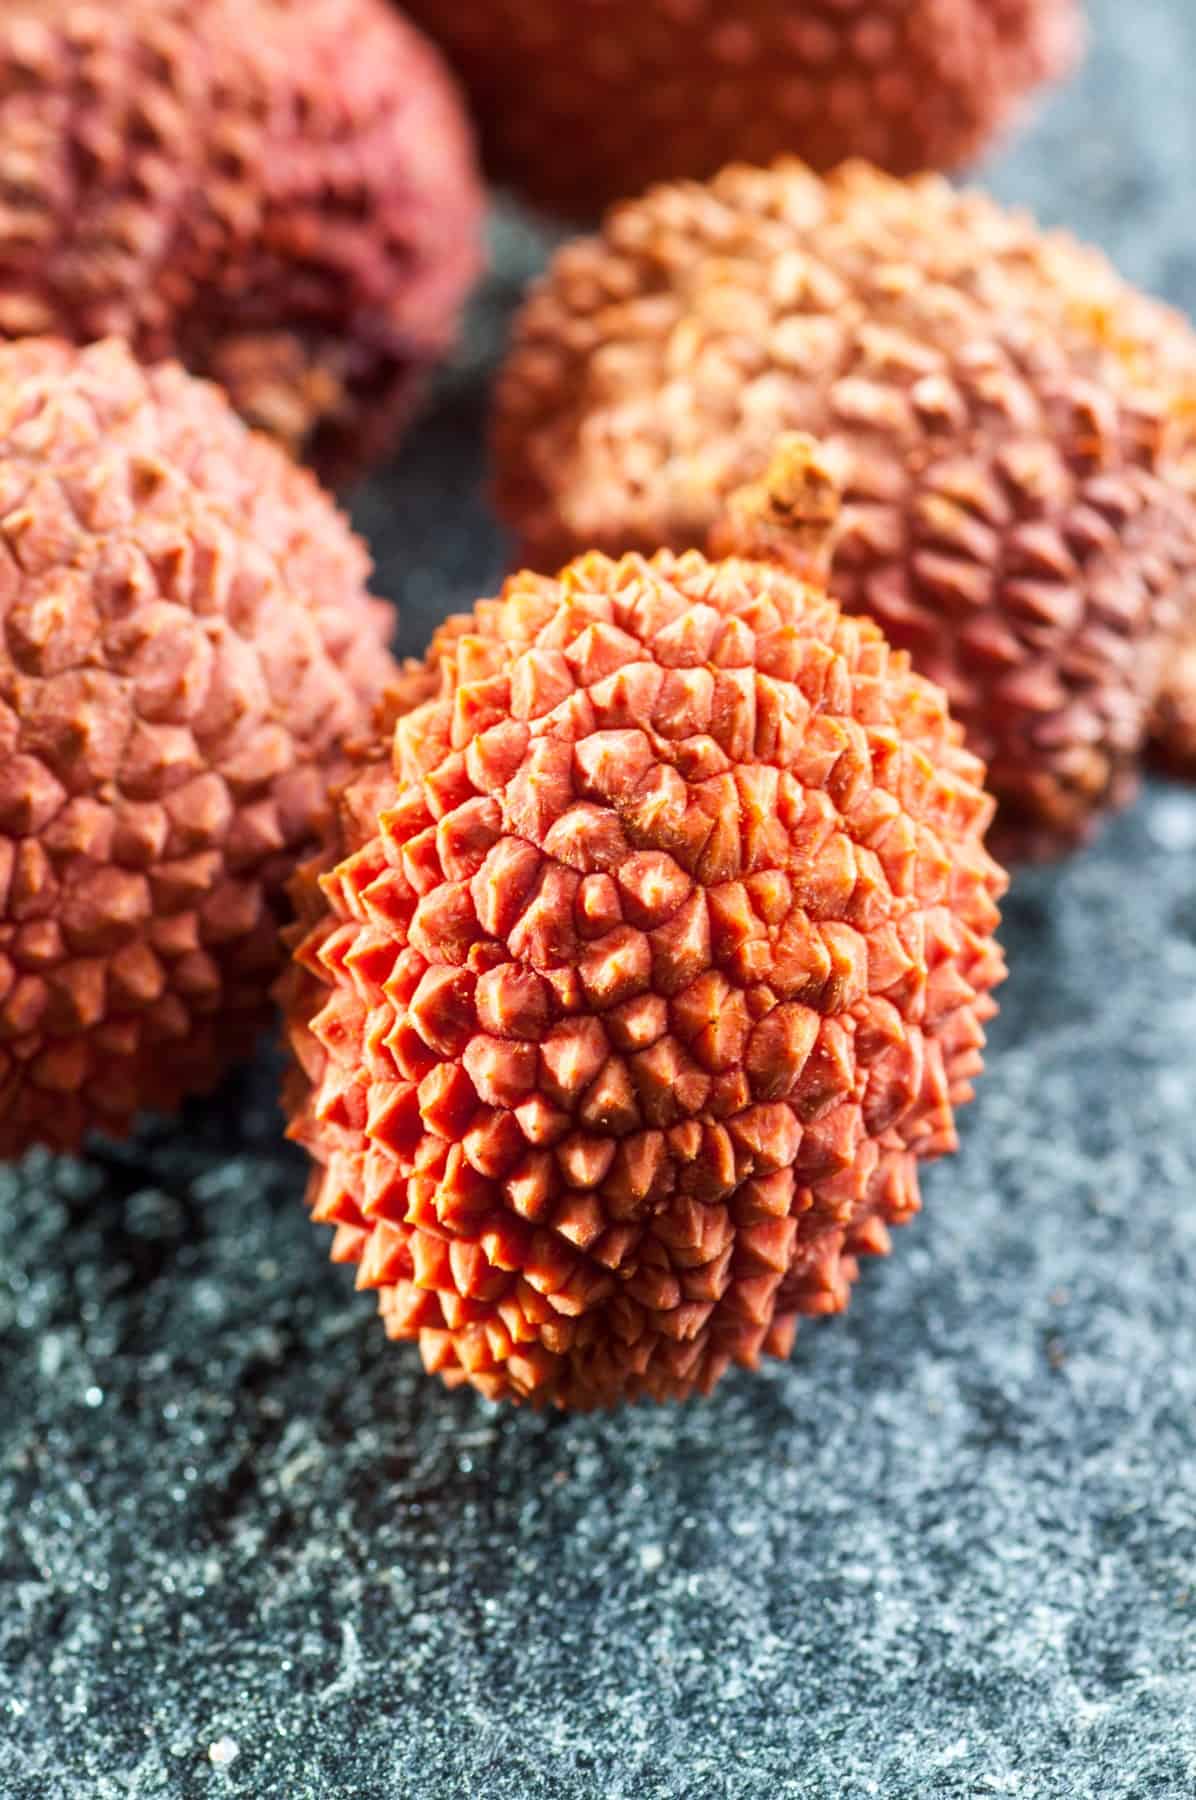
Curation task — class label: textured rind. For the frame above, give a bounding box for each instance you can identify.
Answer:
[0,336,398,1157]
[399,0,1081,218]
[1151,440,1196,775]
[0,0,484,482]
[281,550,1008,1408]
[493,161,1196,855]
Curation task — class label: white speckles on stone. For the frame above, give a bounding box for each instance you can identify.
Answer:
[1146,792,1196,853]
[207,1737,238,1768]
[318,1621,364,1705]
[839,1562,874,1586]
[639,1544,665,1574]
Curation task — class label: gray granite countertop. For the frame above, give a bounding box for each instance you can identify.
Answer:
[3,2,1196,1795]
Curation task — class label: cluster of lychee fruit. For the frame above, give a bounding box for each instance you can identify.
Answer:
[1,0,1193,1407]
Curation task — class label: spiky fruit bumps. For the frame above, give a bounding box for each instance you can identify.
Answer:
[0,337,399,1158]
[0,0,484,484]
[494,161,1196,856]
[282,521,1007,1408]
[398,0,1080,219]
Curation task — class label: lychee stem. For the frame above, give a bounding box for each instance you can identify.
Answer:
[707,433,841,582]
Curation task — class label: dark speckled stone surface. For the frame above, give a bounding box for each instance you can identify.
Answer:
[4,3,1196,1795]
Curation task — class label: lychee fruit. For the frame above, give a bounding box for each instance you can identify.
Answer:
[281,471,1007,1407]
[0,0,485,483]
[0,337,398,1157]
[493,160,1196,856]
[399,0,1081,219]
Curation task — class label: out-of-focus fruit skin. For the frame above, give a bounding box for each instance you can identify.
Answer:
[493,161,1196,858]
[281,545,1007,1409]
[0,0,485,484]
[398,0,1081,219]
[0,337,399,1158]
[1151,627,1196,777]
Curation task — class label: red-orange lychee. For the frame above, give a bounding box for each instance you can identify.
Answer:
[282,481,1007,1407]
[400,0,1080,219]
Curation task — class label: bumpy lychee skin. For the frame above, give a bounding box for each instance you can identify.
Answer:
[0,0,484,483]
[399,0,1080,219]
[282,544,1007,1408]
[494,161,1196,856]
[0,337,399,1158]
